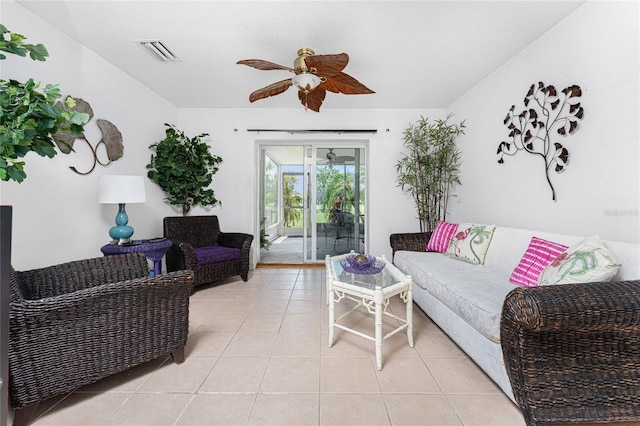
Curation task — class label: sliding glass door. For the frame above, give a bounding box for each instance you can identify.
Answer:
[259,143,366,264]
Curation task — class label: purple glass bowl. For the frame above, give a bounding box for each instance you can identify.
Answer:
[341,254,386,274]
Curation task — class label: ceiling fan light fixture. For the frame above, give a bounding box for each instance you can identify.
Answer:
[292,73,321,93]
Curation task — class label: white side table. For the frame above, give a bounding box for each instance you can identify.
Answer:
[326,253,413,370]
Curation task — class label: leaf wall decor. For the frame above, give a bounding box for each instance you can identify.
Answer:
[53,98,94,154]
[96,119,124,161]
[496,82,584,201]
[53,98,124,175]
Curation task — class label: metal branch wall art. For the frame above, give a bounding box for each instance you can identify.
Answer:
[54,98,124,175]
[497,82,584,201]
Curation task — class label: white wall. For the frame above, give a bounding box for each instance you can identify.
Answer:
[0,1,179,270]
[448,1,640,243]
[177,108,444,265]
[4,0,636,271]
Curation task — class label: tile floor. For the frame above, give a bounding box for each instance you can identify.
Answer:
[8,267,639,426]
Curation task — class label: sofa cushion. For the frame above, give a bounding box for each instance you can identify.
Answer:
[194,245,242,266]
[538,235,621,285]
[426,221,459,253]
[509,237,568,287]
[394,251,513,343]
[445,223,496,265]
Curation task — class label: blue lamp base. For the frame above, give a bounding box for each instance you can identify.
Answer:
[109,203,135,244]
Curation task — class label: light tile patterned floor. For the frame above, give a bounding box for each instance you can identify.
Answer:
[9,268,639,426]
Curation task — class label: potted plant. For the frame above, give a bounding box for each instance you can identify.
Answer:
[147,123,223,216]
[0,24,88,183]
[396,114,466,233]
[260,217,271,250]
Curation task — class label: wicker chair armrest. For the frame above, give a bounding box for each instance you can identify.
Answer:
[389,232,432,260]
[217,232,254,250]
[15,254,149,298]
[502,280,640,425]
[176,241,198,269]
[502,280,640,333]
[10,271,194,318]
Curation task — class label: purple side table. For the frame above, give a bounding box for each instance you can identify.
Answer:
[100,238,173,276]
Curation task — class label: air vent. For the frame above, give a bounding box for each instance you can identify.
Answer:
[136,40,181,63]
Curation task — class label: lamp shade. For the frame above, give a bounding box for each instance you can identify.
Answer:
[98,175,146,204]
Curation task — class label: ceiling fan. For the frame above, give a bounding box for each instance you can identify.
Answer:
[237,48,374,112]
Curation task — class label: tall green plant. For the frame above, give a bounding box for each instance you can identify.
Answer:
[147,124,223,216]
[0,24,88,183]
[396,114,466,233]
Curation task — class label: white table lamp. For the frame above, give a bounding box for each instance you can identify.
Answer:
[98,175,146,244]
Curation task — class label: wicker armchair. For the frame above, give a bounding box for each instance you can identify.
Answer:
[9,253,193,426]
[163,215,253,287]
[501,281,640,426]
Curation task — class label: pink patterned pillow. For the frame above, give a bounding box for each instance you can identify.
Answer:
[426,221,459,253]
[510,237,568,287]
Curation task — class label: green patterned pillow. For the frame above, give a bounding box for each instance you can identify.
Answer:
[538,235,621,285]
[445,223,496,265]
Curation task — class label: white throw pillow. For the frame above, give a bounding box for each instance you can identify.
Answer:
[538,235,621,285]
[444,223,496,265]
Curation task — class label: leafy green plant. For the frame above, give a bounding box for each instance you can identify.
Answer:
[0,24,88,182]
[260,217,271,250]
[396,114,466,233]
[147,124,223,216]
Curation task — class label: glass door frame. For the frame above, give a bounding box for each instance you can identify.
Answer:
[257,139,369,264]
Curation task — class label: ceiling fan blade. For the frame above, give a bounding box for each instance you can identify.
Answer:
[298,87,326,112]
[322,72,375,95]
[337,155,355,162]
[237,59,294,72]
[304,53,349,78]
[249,79,293,102]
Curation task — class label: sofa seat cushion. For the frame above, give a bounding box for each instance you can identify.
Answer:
[394,251,515,343]
[194,245,242,266]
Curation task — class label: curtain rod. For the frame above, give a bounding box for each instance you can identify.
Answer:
[245,129,378,134]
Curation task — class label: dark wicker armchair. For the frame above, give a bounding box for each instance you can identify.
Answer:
[9,253,193,426]
[501,281,640,426]
[163,215,253,287]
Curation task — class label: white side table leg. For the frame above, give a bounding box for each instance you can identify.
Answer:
[406,276,414,347]
[325,254,330,306]
[328,277,335,348]
[374,286,383,370]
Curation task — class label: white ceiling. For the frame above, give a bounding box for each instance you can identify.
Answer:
[17,0,585,110]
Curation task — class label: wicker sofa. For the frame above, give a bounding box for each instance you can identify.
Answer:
[164,215,253,288]
[390,226,640,426]
[9,253,194,426]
